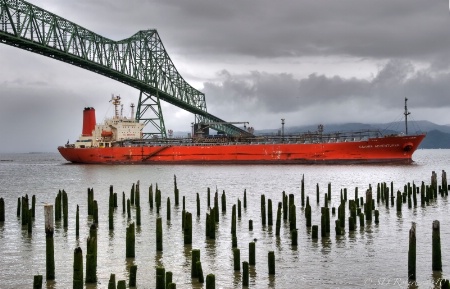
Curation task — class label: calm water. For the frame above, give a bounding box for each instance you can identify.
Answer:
[0,149,449,289]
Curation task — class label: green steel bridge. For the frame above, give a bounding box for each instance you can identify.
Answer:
[0,0,251,138]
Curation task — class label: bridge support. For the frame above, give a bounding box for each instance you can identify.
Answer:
[136,91,167,139]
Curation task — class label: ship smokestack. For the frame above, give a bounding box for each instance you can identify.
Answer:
[82,107,96,136]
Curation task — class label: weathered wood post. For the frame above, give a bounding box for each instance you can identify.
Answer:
[73,247,83,289]
[231,204,237,236]
[32,195,36,218]
[249,219,253,231]
[312,225,318,239]
[197,261,204,283]
[62,190,68,228]
[174,175,179,206]
[117,280,126,289]
[0,198,4,222]
[86,224,97,283]
[243,261,249,286]
[127,199,131,219]
[76,204,79,237]
[108,274,116,289]
[244,189,247,209]
[91,199,98,224]
[268,251,275,275]
[261,194,266,226]
[305,197,311,227]
[289,203,296,231]
[129,265,137,287]
[316,183,320,204]
[122,192,126,213]
[291,229,298,246]
[206,273,215,289]
[166,271,173,288]
[44,204,55,280]
[221,190,227,213]
[156,217,163,251]
[196,193,200,217]
[184,212,192,245]
[301,174,305,207]
[156,266,165,289]
[276,202,282,236]
[267,199,273,226]
[359,213,365,227]
[191,249,201,278]
[167,197,171,221]
[374,210,379,224]
[432,220,442,271]
[233,248,241,271]
[238,198,242,219]
[126,222,135,258]
[33,275,43,289]
[17,197,21,217]
[249,242,256,265]
[130,183,135,205]
[207,187,211,208]
[149,185,154,209]
[408,222,416,281]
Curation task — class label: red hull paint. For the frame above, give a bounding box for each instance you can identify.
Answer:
[58,134,425,164]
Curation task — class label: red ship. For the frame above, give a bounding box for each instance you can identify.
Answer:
[58,97,425,164]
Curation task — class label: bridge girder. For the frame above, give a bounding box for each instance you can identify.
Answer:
[0,0,252,137]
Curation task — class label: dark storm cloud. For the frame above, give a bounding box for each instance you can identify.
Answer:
[203,60,450,117]
[36,0,450,63]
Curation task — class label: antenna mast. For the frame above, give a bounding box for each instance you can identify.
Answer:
[404,97,410,135]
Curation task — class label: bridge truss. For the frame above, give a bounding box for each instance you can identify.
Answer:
[0,0,252,138]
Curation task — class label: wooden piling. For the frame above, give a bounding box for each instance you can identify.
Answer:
[109,203,114,230]
[374,210,379,224]
[85,224,97,283]
[127,199,131,219]
[268,251,275,275]
[231,204,236,236]
[73,247,83,289]
[27,208,32,233]
[301,174,305,207]
[276,202,281,236]
[167,197,171,221]
[156,266,165,289]
[166,271,173,288]
[249,242,256,265]
[282,191,287,221]
[149,185,154,209]
[108,274,116,289]
[312,225,318,239]
[316,183,319,204]
[432,220,442,271]
[191,249,201,278]
[0,198,4,222]
[207,187,211,208]
[156,217,163,251]
[291,229,298,246]
[117,280,126,289]
[243,261,249,287]
[268,199,273,226]
[126,222,135,258]
[249,219,253,231]
[122,192,126,213]
[408,222,416,280]
[76,205,79,237]
[233,248,241,271]
[93,200,98,224]
[206,274,215,289]
[244,189,247,208]
[197,261,204,282]
[238,198,242,219]
[221,190,227,212]
[129,265,137,287]
[196,193,200,217]
[33,275,43,289]
[32,195,36,218]
[44,204,55,280]
[289,204,296,231]
[335,219,343,236]
[261,194,266,226]
[17,197,21,217]
[359,213,365,227]
[184,212,192,245]
[174,175,179,206]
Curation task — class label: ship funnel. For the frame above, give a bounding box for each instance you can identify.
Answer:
[82,107,96,136]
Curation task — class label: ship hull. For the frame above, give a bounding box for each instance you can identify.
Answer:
[58,134,425,164]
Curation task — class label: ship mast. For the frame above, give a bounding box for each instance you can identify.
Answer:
[404,97,410,135]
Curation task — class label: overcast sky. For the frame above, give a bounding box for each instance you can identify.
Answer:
[1,0,449,153]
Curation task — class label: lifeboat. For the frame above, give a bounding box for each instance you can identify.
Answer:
[101,130,113,137]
